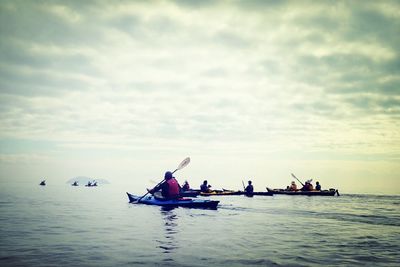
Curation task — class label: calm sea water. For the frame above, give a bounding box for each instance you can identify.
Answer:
[0,182,399,266]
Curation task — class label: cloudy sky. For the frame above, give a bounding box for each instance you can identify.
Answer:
[0,0,399,194]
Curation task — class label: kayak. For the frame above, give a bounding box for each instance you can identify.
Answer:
[200,190,273,196]
[266,188,339,196]
[180,190,200,197]
[200,190,242,196]
[126,192,219,209]
[244,191,273,196]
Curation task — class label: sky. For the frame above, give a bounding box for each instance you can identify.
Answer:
[0,0,399,194]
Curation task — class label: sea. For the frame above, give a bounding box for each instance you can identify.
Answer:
[0,182,399,267]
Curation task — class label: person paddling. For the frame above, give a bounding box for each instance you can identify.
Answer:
[147,171,181,200]
[301,179,314,191]
[181,180,190,191]
[315,181,321,191]
[244,180,254,194]
[289,181,297,191]
[200,180,212,193]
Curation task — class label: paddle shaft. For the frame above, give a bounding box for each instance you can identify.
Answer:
[291,173,305,187]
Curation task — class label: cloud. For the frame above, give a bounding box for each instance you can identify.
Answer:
[0,0,399,192]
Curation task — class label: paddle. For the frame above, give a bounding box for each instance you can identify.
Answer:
[136,157,191,202]
[242,180,245,190]
[291,173,305,187]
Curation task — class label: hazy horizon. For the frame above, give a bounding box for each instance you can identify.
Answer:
[0,0,399,195]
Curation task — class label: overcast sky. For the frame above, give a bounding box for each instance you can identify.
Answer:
[0,0,399,194]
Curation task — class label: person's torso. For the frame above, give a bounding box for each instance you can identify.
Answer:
[245,185,254,192]
[164,179,180,197]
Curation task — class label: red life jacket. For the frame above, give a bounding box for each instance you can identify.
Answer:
[166,178,180,197]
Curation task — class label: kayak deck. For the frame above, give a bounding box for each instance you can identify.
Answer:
[200,190,273,196]
[126,192,219,209]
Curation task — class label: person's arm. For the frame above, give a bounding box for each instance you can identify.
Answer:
[148,181,164,194]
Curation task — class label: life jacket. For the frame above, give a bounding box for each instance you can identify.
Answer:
[166,178,180,197]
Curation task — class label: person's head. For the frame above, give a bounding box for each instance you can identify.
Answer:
[291,181,296,185]
[316,181,320,185]
[184,180,188,184]
[164,171,173,180]
[248,180,252,185]
[203,180,207,185]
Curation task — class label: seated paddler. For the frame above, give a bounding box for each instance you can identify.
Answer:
[200,180,212,193]
[147,171,181,200]
[181,180,190,191]
[245,180,254,194]
[289,181,297,191]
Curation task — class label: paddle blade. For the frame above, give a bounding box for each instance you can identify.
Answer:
[173,157,190,173]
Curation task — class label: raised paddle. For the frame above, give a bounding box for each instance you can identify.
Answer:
[136,157,191,202]
[291,173,305,187]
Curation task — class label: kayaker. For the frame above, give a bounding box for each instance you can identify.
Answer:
[147,171,181,200]
[301,180,314,191]
[289,181,297,191]
[182,180,190,191]
[200,180,212,193]
[244,180,254,193]
[315,181,321,191]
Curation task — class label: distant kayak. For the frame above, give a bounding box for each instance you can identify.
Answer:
[126,192,219,209]
[266,188,339,196]
[244,191,273,196]
[200,190,273,196]
[85,182,97,187]
[200,190,242,196]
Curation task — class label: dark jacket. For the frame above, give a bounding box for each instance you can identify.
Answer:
[245,185,254,193]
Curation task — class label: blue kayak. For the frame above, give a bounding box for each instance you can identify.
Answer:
[126,192,219,209]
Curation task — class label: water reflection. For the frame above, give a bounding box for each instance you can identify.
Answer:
[157,208,179,255]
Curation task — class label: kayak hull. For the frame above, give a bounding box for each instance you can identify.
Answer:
[200,190,242,196]
[126,192,219,209]
[180,190,200,197]
[245,191,273,196]
[266,188,338,196]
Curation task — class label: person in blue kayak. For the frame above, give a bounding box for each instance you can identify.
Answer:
[147,171,181,200]
[244,180,254,194]
[315,181,321,191]
[200,180,212,193]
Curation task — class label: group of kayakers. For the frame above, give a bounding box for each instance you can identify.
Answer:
[39,180,98,187]
[146,172,259,201]
[85,181,98,187]
[286,180,322,191]
[146,170,328,201]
